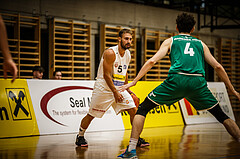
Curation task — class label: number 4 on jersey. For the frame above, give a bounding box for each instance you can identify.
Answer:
[184,42,195,56]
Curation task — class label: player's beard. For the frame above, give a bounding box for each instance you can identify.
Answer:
[121,41,131,50]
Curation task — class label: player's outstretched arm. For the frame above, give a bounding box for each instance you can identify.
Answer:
[203,42,240,101]
[124,72,133,94]
[120,38,172,91]
[0,15,18,82]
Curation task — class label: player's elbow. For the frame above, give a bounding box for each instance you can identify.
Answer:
[103,73,108,80]
[213,63,223,71]
[148,59,156,66]
[103,73,110,81]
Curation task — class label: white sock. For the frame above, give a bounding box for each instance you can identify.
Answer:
[128,138,138,152]
[78,127,86,136]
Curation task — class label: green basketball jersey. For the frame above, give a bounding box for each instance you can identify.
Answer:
[169,34,205,76]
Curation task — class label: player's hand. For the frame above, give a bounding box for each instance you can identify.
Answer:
[130,93,140,108]
[3,58,18,83]
[119,81,136,92]
[113,90,124,103]
[126,88,134,95]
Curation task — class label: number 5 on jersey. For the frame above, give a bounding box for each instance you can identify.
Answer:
[184,42,195,56]
[118,65,122,73]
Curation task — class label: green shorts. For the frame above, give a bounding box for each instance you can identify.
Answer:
[147,74,218,111]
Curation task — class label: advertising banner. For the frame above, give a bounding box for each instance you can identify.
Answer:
[179,82,235,124]
[0,79,39,138]
[27,80,124,135]
[121,81,184,129]
[2,79,232,137]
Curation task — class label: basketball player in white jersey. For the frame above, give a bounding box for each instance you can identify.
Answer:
[75,29,149,147]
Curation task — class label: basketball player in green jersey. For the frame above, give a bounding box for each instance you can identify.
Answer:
[118,13,240,158]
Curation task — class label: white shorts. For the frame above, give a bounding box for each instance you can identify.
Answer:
[88,80,136,118]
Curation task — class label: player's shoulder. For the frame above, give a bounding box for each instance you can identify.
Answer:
[165,37,173,42]
[162,37,173,45]
[104,48,115,55]
[103,48,116,61]
[200,41,208,50]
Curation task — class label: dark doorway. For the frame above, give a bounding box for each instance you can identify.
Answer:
[95,34,100,78]
[41,28,49,79]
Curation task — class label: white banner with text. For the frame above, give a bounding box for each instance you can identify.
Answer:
[27,79,124,135]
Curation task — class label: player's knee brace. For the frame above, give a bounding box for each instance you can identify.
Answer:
[136,97,158,117]
[207,104,229,123]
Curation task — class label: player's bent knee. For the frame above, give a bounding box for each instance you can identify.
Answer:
[136,97,158,117]
[207,104,229,123]
[136,108,148,117]
[127,107,137,117]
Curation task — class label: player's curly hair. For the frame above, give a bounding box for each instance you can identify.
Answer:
[118,29,133,38]
[176,13,196,33]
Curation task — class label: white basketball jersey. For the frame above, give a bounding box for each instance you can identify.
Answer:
[96,45,131,89]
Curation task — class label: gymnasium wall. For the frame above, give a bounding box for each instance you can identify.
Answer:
[0,0,239,40]
[0,0,239,123]
[1,0,240,78]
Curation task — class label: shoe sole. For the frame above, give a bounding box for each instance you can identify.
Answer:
[75,142,88,147]
[80,144,88,147]
[138,143,150,147]
[117,156,138,159]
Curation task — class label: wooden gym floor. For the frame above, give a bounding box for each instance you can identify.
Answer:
[0,123,240,159]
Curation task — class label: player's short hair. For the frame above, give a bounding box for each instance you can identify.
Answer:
[176,13,196,33]
[118,29,133,38]
[32,66,44,73]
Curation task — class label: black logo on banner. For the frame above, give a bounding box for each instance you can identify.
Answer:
[6,88,32,120]
[166,103,179,113]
